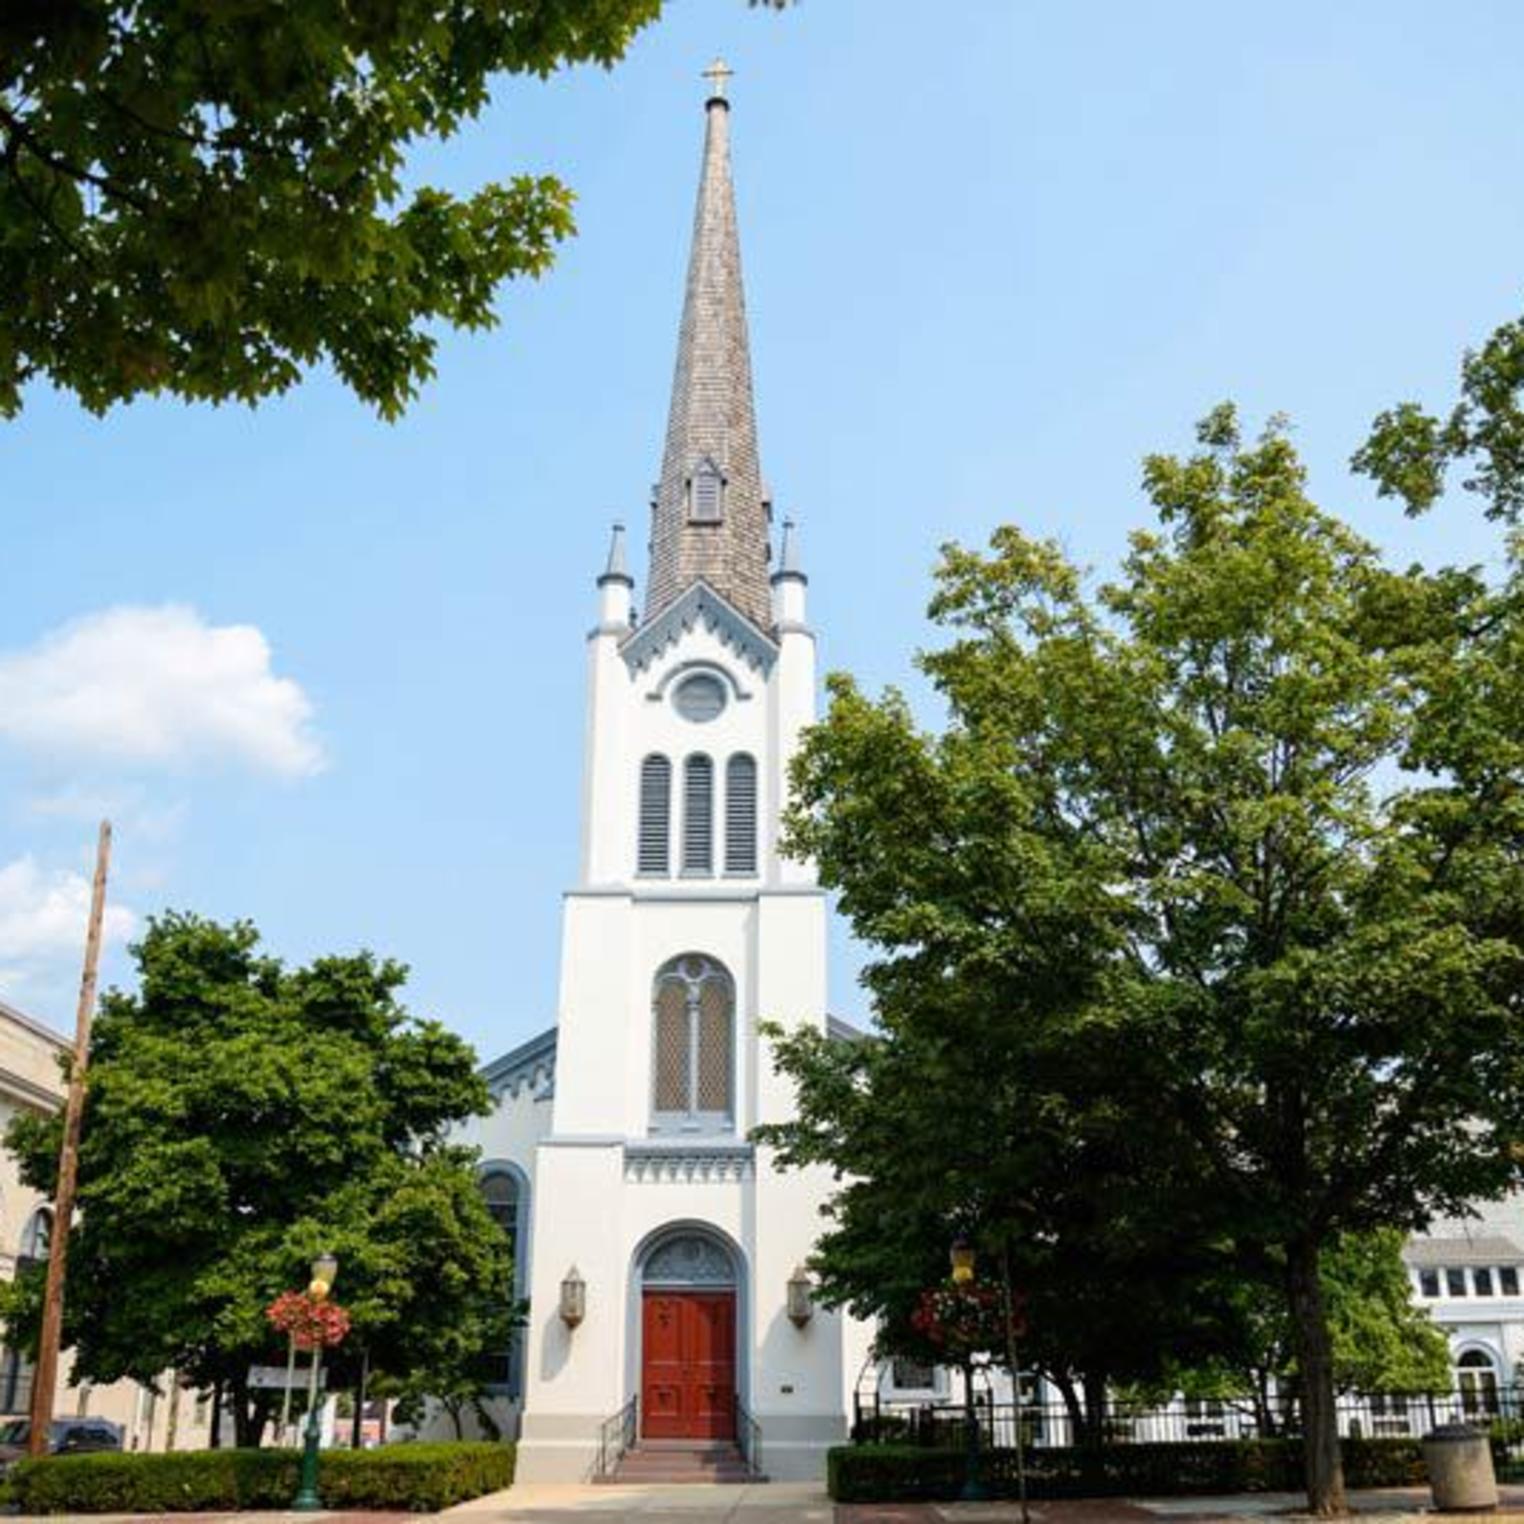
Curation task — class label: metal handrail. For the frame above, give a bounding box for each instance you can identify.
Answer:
[734,1393,762,1478]
[595,1394,638,1479]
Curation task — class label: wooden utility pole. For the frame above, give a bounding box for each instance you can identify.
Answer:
[27,822,111,1457]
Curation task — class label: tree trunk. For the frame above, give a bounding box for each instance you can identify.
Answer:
[208,1381,222,1450]
[1053,1372,1085,1445]
[1081,1369,1107,1450]
[231,1372,256,1449]
[1287,1237,1347,1515]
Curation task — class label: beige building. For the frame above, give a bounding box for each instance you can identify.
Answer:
[0,995,215,1452]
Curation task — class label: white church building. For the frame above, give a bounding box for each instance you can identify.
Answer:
[452,69,872,1483]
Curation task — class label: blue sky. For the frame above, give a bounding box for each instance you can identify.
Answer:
[3,0,1522,1057]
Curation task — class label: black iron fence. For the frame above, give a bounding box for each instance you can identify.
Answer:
[854,1383,1524,1452]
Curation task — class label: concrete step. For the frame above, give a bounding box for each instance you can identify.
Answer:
[601,1441,764,1485]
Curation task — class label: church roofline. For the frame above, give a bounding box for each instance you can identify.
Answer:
[480,1025,557,1101]
[620,578,778,678]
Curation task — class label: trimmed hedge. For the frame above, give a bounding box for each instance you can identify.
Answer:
[827,1437,1427,1503]
[8,1440,514,1514]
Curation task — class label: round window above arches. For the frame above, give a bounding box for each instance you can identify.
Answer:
[673,673,727,723]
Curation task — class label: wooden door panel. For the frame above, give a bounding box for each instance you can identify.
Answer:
[642,1290,735,1439]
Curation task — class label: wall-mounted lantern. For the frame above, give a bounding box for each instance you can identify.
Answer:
[559,1266,586,1328]
[787,1264,813,1328]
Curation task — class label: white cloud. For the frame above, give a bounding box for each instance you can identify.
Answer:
[0,606,324,778]
[0,855,136,1002]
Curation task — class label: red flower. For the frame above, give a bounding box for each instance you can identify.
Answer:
[266,1290,351,1351]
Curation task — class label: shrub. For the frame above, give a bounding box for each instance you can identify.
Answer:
[8,1440,514,1514]
[827,1437,1426,1502]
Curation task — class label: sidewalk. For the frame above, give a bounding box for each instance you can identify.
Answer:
[842,1483,1524,1524]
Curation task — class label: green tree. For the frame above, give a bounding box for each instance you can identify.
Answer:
[767,406,1524,1513]
[761,1007,1249,1449]
[0,0,785,419]
[1168,1232,1451,1436]
[1,912,510,1447]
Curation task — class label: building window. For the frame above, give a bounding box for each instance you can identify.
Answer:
[1446,1268,1468,1297]
[651,954,734,1129]
[1474,1267,1495,1297]
[17,1208,51,1272]
[890,1358,936,1391]
[725,754,758,875]
[1457,1350,1501,1418]
[477,1170,520,1392]
[1418,1268,1440,1298]
[688,459,724,523]
[673,673,727,723]
[638,755,672,875]
[0,1348,33,1416]
[1501,1266,1520,1296]
[683,755,714,874]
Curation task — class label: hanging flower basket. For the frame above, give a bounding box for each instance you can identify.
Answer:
[266,1289,351,1351]
[909,1282,1008,1360]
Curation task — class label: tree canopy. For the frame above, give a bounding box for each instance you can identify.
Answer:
[2,912,509,1447]
[763,398,1524,1513]
[0,0,784,419]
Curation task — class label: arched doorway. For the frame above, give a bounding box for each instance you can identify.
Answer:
[639,1231,738,1441]
[1457,1348,1501,1418]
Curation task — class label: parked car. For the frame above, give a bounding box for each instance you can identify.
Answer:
[0,1417,123,1471]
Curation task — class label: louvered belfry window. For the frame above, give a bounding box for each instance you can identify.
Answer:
[689,460,724,523]
[652,954,734,1128]
[638,754,672,874]
[683,754,714,873]
[725,753,758,874]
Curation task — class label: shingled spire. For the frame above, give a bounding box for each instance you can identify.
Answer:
[644,61,772,632]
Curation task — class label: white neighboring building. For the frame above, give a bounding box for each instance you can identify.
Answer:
[453,71,873,1482]
[0,996,217,1452]
[1406,1206,1524,1413]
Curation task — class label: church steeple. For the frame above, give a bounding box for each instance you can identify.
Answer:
[644,60,773,633]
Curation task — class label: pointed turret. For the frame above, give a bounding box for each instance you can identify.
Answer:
[644,61,773,632]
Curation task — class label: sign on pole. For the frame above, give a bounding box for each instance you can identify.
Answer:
[248,1364,323,1391]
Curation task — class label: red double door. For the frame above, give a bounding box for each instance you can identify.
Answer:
[641,1290,736,1440]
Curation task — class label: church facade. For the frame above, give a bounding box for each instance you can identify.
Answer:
[453,72,872,1483]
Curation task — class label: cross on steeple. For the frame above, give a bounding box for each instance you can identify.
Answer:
[702,58,733,101]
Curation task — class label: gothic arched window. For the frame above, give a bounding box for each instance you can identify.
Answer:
[652,954,734,1130]
[683,755,714,874]
[477,1169,523,1393]
[725,753,757,875]
[638,754,672,875]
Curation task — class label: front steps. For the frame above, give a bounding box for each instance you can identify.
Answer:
[603,1439,764,1485]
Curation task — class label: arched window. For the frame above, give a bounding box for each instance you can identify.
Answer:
[477,1168,526,1396]
[18,1208,51,1270]
[638,754,672,875]
[652,954,734,1129]
[725,754,757,875]
[683,755,714,874]
[1457,1349,1500,1418]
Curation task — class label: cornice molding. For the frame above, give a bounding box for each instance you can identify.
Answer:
[620,582,778,679]
[479,1026,557,1102]
[623,1141,755,1185]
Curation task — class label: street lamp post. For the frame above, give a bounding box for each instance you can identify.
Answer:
[950,1236,987,1503]
[292,1253,338,1512]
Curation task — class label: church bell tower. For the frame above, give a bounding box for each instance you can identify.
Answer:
[512,63,855,1483]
